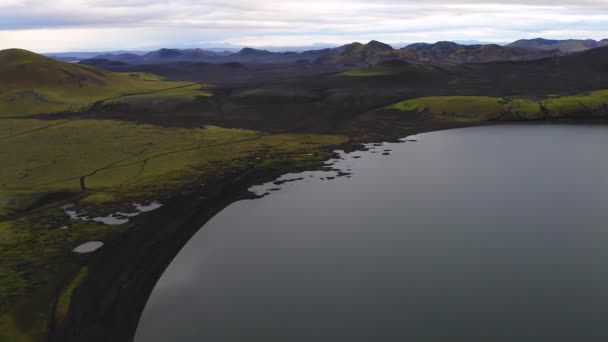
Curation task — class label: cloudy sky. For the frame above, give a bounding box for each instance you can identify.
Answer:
[1,0,608,52]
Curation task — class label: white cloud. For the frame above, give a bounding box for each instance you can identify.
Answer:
[1,0,608,52]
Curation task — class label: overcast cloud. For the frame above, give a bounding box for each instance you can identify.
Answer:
[1,0,608,52]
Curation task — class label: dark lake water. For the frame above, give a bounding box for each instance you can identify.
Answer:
[135,124,608,342]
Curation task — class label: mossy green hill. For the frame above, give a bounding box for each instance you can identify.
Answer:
[0,49,205,117]
[387,90,608,122]
[317,40,394,65]
[0,49,112,90]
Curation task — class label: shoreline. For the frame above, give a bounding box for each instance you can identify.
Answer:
[51,161,318,341]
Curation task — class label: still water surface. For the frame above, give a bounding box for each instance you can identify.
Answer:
[135,124,608,342]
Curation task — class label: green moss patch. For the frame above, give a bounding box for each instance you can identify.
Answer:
[55,267,88,324]
[117,72,166,82]
[0,214,120,342]
[0,119,346,215]
[339,69,396,77]
[389,91,608,122]
[542,90,608,118]
[97,84,213,112]
[391,96,505,122]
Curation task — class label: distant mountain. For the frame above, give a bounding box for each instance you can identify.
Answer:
[316,40,394,65]
[317,41,560,66]
[92,46,338,65]
[222,47,336,63]
[45,56,82,62]
[453,40,509,46]
[79,38,608,67]
[231,47,272,57]
[78,58,129,68]
[235,43,340,52]
[44,51,147,60]
[46,38,608,65]
[394,40,508,48]
[508,38,608,53]
[227,48,276,61]
[141,48,230,61]
[406,41,461,52]
[86,48,232,64]
[401,42,560,64]
[93,53,141,62]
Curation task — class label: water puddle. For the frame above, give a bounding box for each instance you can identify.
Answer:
[62,201,164,226]
[135,202,164,212]
[73,241,104,254]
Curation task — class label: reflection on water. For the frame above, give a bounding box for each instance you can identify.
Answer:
[136,124,608,342]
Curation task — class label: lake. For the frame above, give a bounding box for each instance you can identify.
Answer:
[135,124,608,342]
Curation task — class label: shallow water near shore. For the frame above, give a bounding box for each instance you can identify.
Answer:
[135,124,608,342]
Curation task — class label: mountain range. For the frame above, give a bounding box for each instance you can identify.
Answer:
[80,47,338,66]
[76,38,608,67]
[318,40,561,65]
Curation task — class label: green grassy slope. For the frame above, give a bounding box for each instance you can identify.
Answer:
[0,49,202,117]
[0,119,347,215]
[93,83,214,112]
[388,90,608,122]
[339,60,445,77]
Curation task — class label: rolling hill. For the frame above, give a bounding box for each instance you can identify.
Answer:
[399,42,560,63]
[316,40,395,65]
[140,48,230,62]
[557,46,608,70]
[0,49,116,90]
[508,38,608,53]
[317,41,560,66]
[0,49,200,117]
